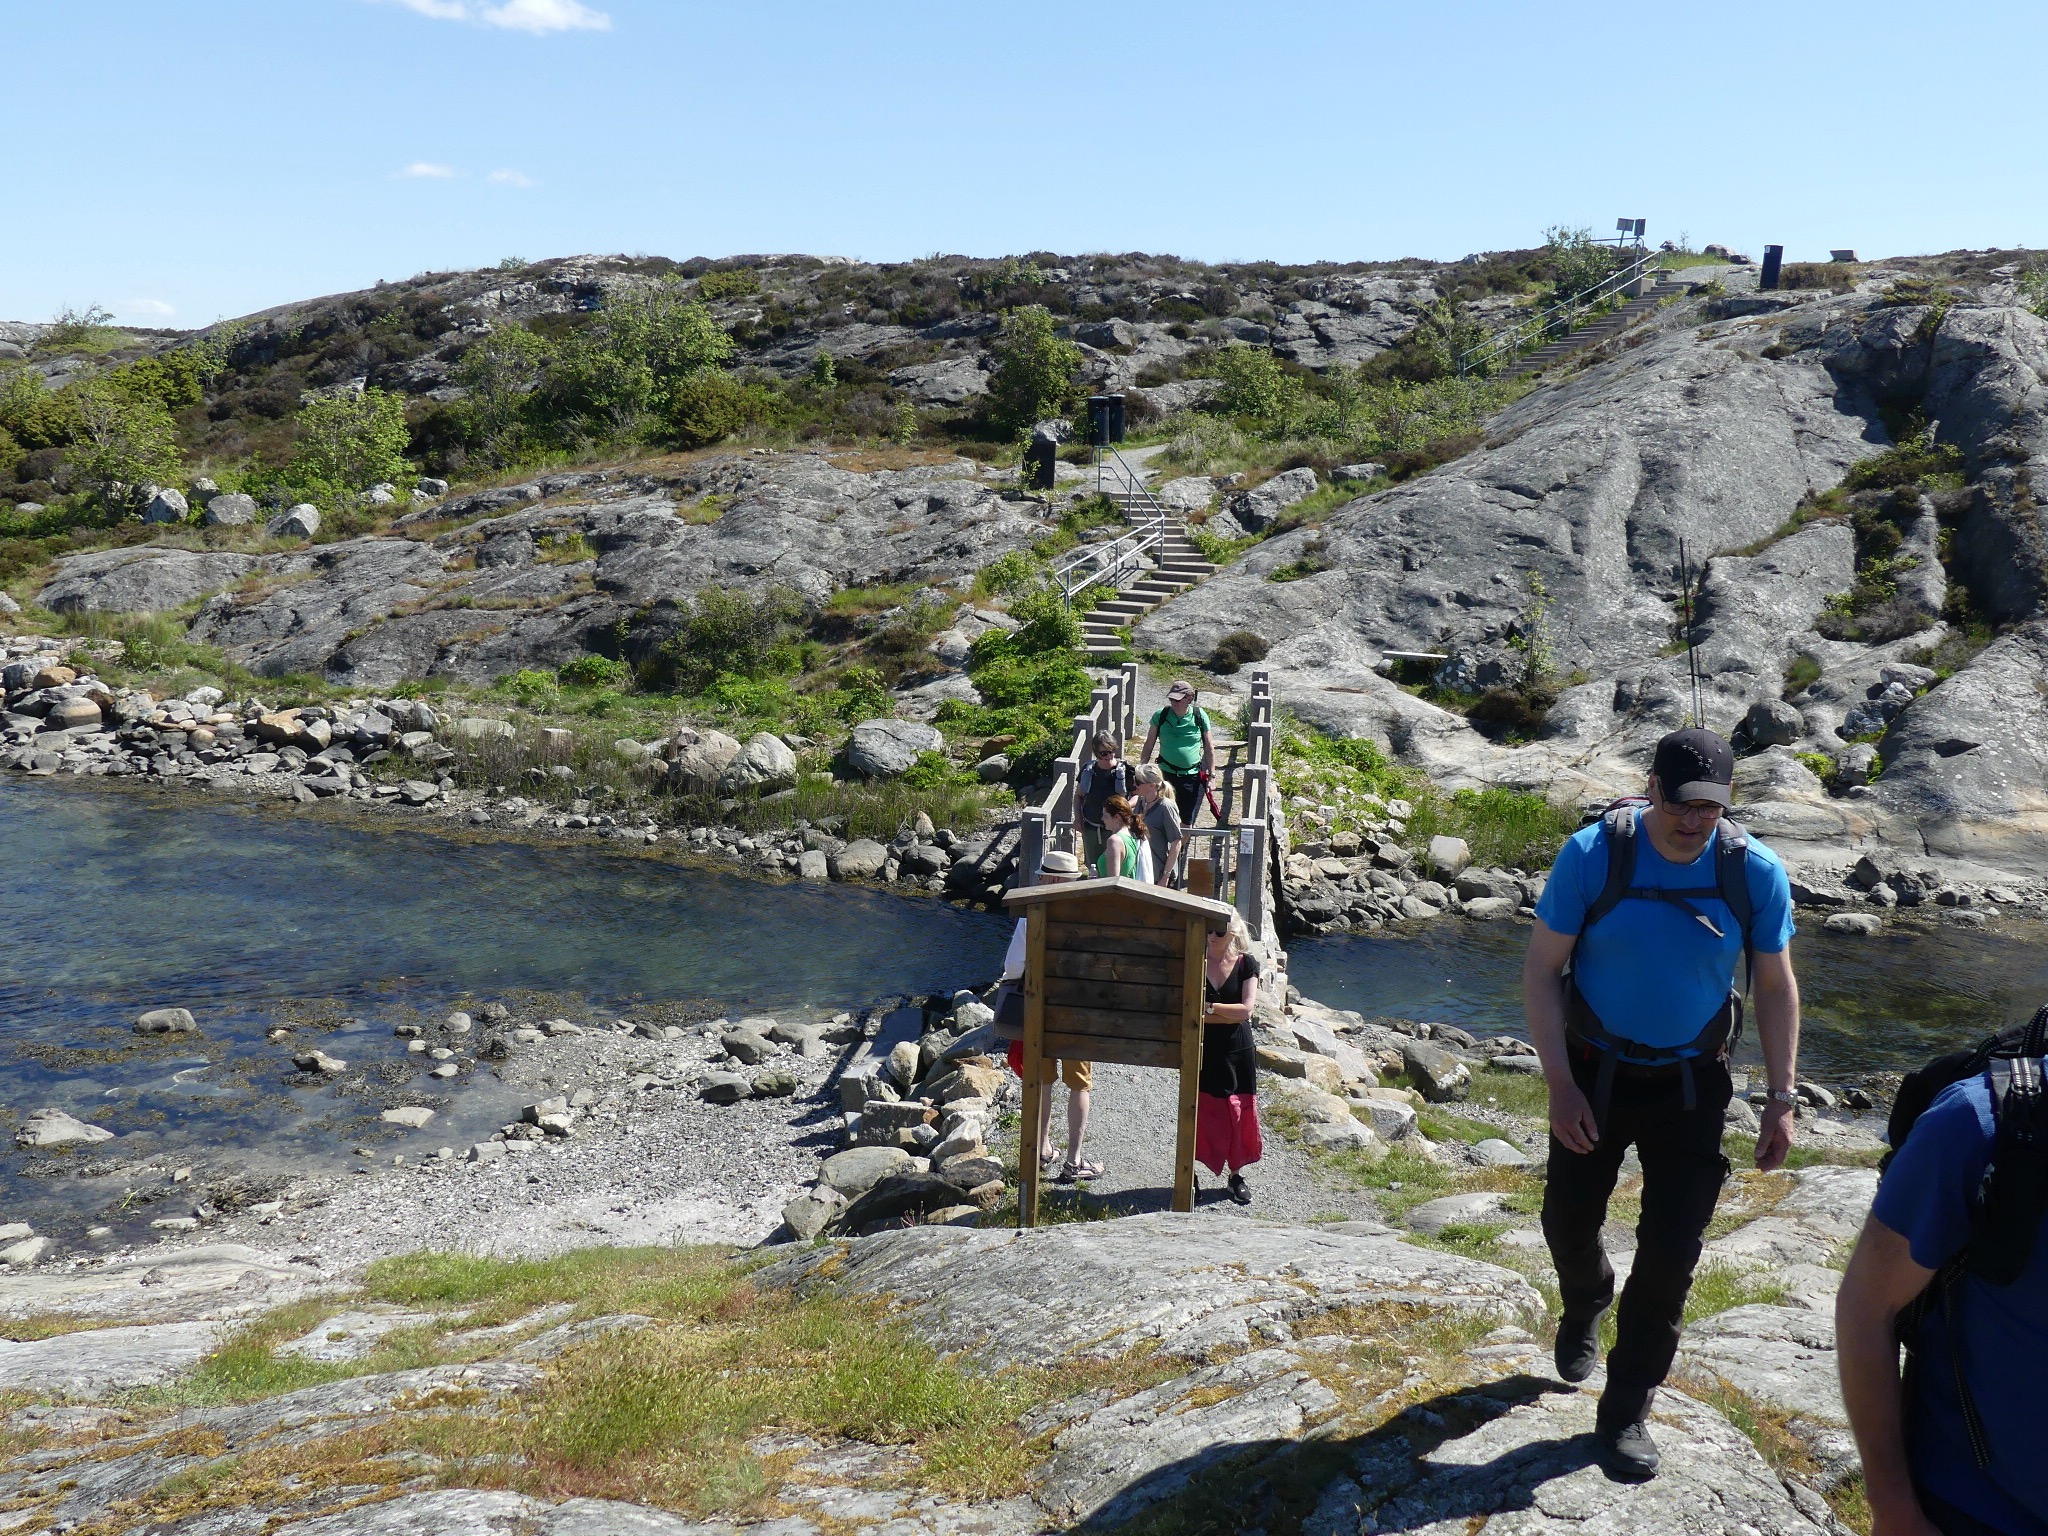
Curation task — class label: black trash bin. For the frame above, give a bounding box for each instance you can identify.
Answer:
[1087,394,1126,446]
[1760,245,1784,292]
[1023,438,1056,491]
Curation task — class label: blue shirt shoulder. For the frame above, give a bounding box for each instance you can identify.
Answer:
[1873,1072,2048,1536]
[1532,809,1795,1047]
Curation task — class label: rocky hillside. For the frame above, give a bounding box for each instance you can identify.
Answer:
[1140,254,2048,878]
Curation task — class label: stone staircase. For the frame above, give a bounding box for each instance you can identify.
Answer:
[1076,486,1217,660]
[1504,271,1689,379]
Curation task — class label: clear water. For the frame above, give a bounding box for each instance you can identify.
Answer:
[1,779,1008,1225]
[1290,918,2048,1078]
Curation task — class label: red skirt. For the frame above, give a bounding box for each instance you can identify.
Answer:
[1196,1092,1262,1174]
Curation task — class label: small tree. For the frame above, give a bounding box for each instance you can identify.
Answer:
[455,326,552,465]
[1542,226,1624,304]
[1210,344,1296,423]
[289,388,413,501]
[985,304,1081,436]
[63,373,184,510]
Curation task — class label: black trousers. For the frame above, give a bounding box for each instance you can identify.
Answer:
[1164,770,1204,825]
[1541,1044,1732,1398]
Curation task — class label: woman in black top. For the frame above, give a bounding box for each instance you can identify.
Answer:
[1198,914,1263,1204]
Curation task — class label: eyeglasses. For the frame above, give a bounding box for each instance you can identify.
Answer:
[1670,801,1726,825]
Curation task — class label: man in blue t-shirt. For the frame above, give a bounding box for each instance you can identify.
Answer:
[1525,727,1802,1481]
[1839,1077,2048,1536]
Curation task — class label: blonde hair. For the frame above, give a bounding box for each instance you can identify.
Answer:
[1208,913,1252,957]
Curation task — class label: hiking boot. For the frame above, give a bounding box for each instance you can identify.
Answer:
[1596,1385,1659,1481]
[1227,1173,1253,1205]
[1597,1417,1659,1480]
[1554,1311,1603,1383]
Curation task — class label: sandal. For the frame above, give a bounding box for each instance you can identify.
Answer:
[1060,1159,1105,1182]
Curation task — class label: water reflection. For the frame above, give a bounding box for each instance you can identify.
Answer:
[1290,918,2048,1076]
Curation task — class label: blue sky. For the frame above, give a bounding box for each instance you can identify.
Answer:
[7,0,2045,329]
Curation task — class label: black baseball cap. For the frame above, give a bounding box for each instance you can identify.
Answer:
[1652,727,1734,807]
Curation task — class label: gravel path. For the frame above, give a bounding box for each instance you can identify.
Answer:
[987,1061,1384,1224]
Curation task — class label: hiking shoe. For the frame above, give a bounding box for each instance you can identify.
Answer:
[1554,1312,1602,1383]
[1598,1416,1659,1481]
[1227,1173,1253,1205]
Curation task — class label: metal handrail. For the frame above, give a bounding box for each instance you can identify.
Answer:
[1455,248,1659,377]
[1048,445,1175,606]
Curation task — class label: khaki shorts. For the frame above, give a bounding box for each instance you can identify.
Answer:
[1031,1057,1093,1091]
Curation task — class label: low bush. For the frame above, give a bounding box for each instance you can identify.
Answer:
[1206,629,1269,673]
[560,654,631,689]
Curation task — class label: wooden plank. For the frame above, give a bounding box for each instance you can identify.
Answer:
[1045,921,1182,958]
[1020,903,1048,1229]
[1058,895,1188,932]
[1043,1031,1181,1070]
[1005,874,1234,922]
[1042,1002,1179,1040]
[1043,975,1183,1014]
[1045,950,1181,985]
[1175,915,1205,1214]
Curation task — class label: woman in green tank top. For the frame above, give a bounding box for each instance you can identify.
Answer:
[1096,796,1143,879]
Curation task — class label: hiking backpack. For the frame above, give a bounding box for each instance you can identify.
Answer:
[1562,799,1759,1116]
[1882,1005,2048,1467]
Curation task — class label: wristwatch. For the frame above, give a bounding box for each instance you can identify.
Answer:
[1766,1088,1799,1108]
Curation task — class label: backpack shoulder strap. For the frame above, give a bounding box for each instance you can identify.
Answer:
[1716,820,1758,992]
[1581,806,1638,933]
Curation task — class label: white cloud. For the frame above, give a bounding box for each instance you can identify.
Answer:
[479,0,610,32]
[399,162,458,179]
[488,168,538,187]
[370,0,611,31]
[123,299,177,320]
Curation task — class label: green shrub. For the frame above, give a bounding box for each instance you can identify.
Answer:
[1207,629,1269,674]
[1796,750,1835,782]
[644,587,803,694]
[696,268,761,301]
[559,654,630,689]
[834,664,892,721]
[64,373,185,511]
[668,369,750,448]
[1781,654,1821,699]
[974,550,1041,598]
[1004,584,1084,654]
[984,305,1082,435]
[899,750,967,789]
[503,668,561,708]
[289,387,412,501]
[1210,345,1299,422]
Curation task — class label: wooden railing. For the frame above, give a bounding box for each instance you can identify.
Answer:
[1017,667,1275,938]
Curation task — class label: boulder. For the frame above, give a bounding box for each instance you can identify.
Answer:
[1744,697,1805,747]
[133,1007,198,1035]
[140,487,189,524]
[750,1067,797,1097]
[200,492,258,527]
[797,849,829,880]
[819,1145,914,1198]
[719,731,798,793]
[781,1187,847,1241]
[720,1026,774,1065]
[697,1071,752,1104]
[1401,1039,1472,1101]
[1224,466,1318,532]
[846,718,945,778]
[1256,1045,1346,1096]
[1471,1137,1531,1167]
[380,1106,436,1129]
[665,727,741,792]
[291,1050,346,1075]
[45,698,102,730]
[1406,1189,1510,1234]
[831,838,889,879]
[1356,1089,1419,1140]
[1302,1118,1383,1155]
[268,504,321,539]
[14,1109,115,1149]
[1425,834,1471,878]
[1823,912,1883,936]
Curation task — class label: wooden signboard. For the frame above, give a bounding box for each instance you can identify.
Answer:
[1000,876,1238,1225]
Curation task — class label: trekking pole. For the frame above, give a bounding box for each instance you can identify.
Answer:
[1678,539,1706,728]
